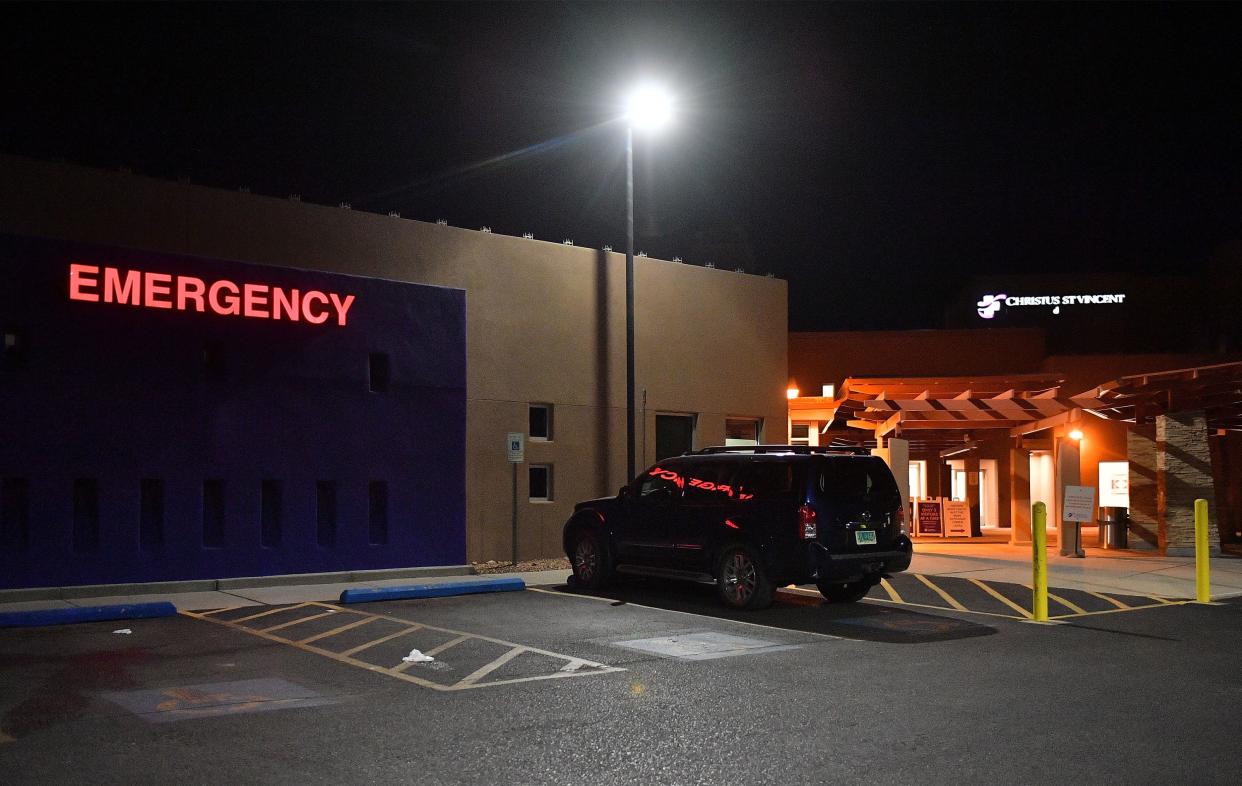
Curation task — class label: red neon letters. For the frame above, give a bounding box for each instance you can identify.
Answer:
[647,467,755,500]
[68,264,356,327]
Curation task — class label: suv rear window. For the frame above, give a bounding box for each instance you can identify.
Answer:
[819,457,899,504]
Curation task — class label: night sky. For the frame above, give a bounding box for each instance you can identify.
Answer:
[4,2,1240,330]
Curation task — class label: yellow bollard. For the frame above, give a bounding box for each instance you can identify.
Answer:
[1032,502,1048,622]
[1195,498,1211,603]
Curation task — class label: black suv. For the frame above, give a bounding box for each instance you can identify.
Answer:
[562,446,912,609]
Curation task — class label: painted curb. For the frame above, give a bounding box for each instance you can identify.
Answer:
[339,578,526,604]
[0,601,178,628]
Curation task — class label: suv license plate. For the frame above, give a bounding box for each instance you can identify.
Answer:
[855,530,877,546]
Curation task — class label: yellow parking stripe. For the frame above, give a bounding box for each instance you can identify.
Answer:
[297,615,379,645]
[337,623,425,657]
[967,578,1033,619]
[455,647,528,688]
[1024,586,1088,616]
[1049,600,1191,620]
[230,603,313,624]
[1083,590,1130,610]
[424,634,471,657]
[259,609,340,633]
[915,574,968,611]
[879,578,904,604]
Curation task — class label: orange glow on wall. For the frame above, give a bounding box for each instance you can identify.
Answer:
[68,263,356,326]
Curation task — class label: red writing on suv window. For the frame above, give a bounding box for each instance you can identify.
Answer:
[648,467,754,500]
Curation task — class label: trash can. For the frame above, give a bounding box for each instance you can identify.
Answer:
[1103,507,1128,549]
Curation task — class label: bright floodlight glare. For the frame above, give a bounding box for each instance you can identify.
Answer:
[625,84,673,131]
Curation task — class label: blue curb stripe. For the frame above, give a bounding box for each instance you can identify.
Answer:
[0,601,178,628]
[339,577,526,604]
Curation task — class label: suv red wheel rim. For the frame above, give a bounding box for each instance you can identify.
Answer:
[723,550,756,604]
[574,537,598,583]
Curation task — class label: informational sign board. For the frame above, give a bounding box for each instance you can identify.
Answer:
[506,432,525,463]
[1098,462,1129,507]
[915,500,943,537]
[943,500,972,537]
[1062,485,1096,522]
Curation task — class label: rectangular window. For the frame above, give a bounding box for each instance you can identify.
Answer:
[1,478,30,552]
[529,465,552,501]
[655,414,695,460]
[822,384,835,398]
[369,353,390,393]
[790,423,811,446]
[203,342,226,382]
[2,328,27,371]
[203,480,225,548]
[529,404,552,440]
[316,481,337,547]
[725,418,761,446]
[261,480,282,548]
[140,479,164,550]
[369,481,389,545]
[73,478,100,553]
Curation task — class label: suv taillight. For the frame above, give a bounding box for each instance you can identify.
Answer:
[798,504,818,540]
[895,505,907,534]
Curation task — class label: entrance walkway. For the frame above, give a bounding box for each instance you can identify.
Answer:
[911,541,1242,600]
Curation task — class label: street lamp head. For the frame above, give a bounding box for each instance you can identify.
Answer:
[625,83,673,131]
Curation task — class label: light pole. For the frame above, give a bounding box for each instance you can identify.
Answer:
[623,83,672,483]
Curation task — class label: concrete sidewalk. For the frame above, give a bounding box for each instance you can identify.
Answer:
[0,569,573,615]
[910,542,1242,600]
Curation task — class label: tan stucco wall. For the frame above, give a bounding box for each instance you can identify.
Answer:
[0,155,788,560]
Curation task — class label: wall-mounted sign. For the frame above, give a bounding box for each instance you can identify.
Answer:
[976,293,1126,319]
[1098,462,1129,507]
[915,500,943,537]
[506,432,525,463]
[68,264,356,326]
[1062,485,1097,522]
[943,500,971,536]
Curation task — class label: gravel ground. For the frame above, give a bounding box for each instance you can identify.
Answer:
[472,557,571,574]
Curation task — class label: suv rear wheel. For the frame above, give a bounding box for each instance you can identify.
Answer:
[716,545,774,610]
[817,579,873,603]
[569,529,609,590]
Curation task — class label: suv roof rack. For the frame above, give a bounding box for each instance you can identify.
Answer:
[692,445,871,456]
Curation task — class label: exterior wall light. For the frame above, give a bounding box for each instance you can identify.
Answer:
[1069,429,1084,441]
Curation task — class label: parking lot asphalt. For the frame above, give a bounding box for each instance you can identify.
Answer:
[2,577,1240,785]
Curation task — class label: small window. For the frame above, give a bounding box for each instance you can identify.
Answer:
[316,481,337,547]
[2,328,27,371]
[140,479,164,550]
[73,479,100,553]
[261,480,282,548]
[1,478,30,552]
[203,343,226,382]
[369,481,389,545]
[529,465,552,501]
[529,404,552,441]
[822,384,835,398]
[369,353,390,392]
[790,423,811,446]
[203,480,225,547]
[725,418,761,446]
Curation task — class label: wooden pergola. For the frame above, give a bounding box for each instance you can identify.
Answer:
[815,374,1071,448]
[1072,361,1242,431]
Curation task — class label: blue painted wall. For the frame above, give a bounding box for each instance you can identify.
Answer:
[0,234,466,589]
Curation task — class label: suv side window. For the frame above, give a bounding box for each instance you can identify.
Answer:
[820,457,899,503]
[637,464,685,500]
[734,461,800,502]
[680,461,739,501]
